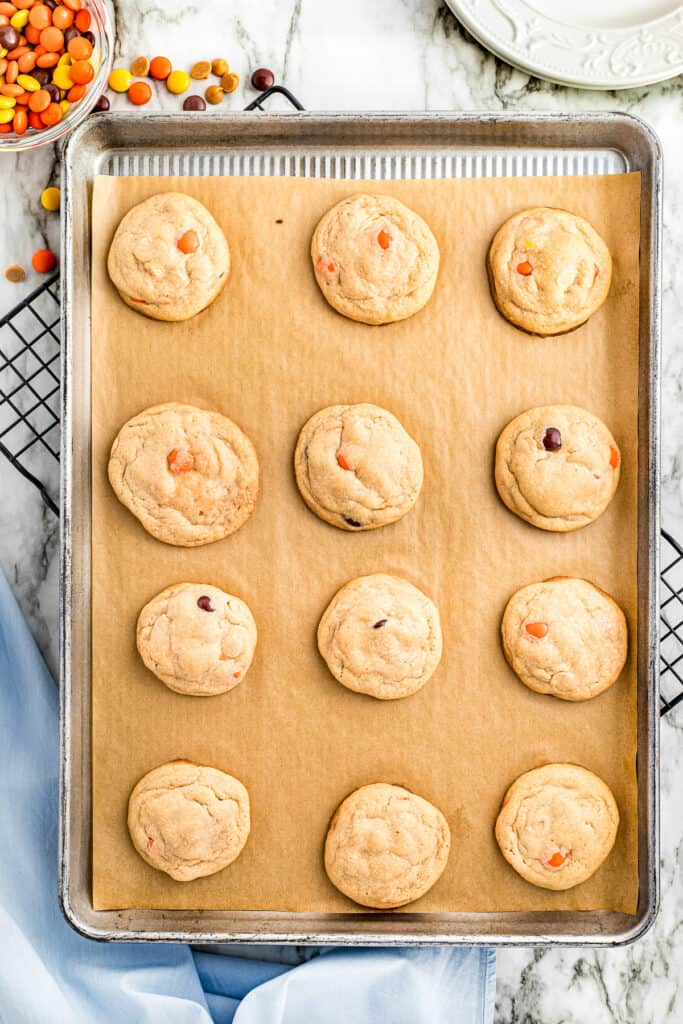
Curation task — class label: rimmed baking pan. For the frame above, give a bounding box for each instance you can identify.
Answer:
[60,112,660,944]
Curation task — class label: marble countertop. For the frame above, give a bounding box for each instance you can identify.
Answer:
[1,1,682,1019]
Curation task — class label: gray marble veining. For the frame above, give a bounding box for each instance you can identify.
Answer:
[1,1,682,1018]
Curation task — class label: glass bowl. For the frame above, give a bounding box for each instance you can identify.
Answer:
[0,0,113,153]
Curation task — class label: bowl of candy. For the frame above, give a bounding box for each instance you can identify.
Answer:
[0,0,112,152]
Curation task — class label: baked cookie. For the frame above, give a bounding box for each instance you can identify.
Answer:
[311,193,440,325]
[501,577,627,701]
[495,763,619,891]
[495,404,620,532]
[317,574,442,700]
[294,403,423,531]
[108,402,259,547]
[127,760,250,881]
[324,783,450,908]
[107,192,230,321]
[487,206,612,335]
[137,583,257,696]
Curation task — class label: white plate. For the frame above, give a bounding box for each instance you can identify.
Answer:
[446,0,683,89]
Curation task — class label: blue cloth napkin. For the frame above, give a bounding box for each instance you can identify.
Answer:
[0,568,495,1023]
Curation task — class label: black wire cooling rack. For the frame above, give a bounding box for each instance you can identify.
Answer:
[1,84,682,717]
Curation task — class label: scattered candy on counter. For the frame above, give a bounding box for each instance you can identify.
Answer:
[166,68,189,94]
[129,54,149,77]
[40,185,60,210]
[108,67,131,92]
[190,60,210,80]
[0,0,98,138]
[182,94,205,111]
[4,263,25,282]
[148,54,171,81]
[103,56,274,111]
[222,71,239,93]
[31,247,56,273]
[128,79,151,105]
[205,83,223,105]
[251,67,274,91]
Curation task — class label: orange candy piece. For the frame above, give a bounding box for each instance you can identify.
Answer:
[149,55,172,80]
[516,260,533,275]
[609,445,620,469]
[13,107,27,134]
[177,229,199,253]
[28,110,45,130]
[17,52,37,72]
[70,58,93,84]
[546,850,568,869]
[67,34,92,60]
[336,452,352,471]
[29,4,52,29]
[74,7,90,30]
[40,101,62,126]
[167,448,194,474]
[52,5,74,29]
[377,229,392,250]
[32,249,57,273]
[36,51,58,67]
[525,621,548,639]
[67,83,85,101]
[128,80,152,105]
[39,25,64,51]
[28,88,50,112]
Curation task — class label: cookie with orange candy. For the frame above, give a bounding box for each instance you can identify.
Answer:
[495,763,619,891]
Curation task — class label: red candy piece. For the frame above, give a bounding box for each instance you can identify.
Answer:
[336,452,351,471]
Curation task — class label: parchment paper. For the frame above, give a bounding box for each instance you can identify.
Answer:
[91,171,640,914]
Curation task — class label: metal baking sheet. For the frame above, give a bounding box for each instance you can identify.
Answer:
[60,112,661,945]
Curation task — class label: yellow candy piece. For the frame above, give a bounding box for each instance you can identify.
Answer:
[9,9,29,29]
[59,99,70,114]
[108,67,132,93]
[58,53,71,66]
[524,239,534,249]
[0,108,14,124]
[0,48,7,59]
[166,69,190,94]
[0,96,16,109]
[52,66,74,91]
[40,187,61,212]
[17,74,40,93]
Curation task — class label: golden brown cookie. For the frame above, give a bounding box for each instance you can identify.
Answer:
[501,577,627,701]
[311,193,440,324]
[107,192,230,321]
[294,403,423,531]
[137,583,257,696]
[495,404,620,532]
[495,763,619,891]
[108,402,259,547]
[487,206,612,335]
[317,574,442,699]
[324,783,450,908]
[127,760,251,881]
